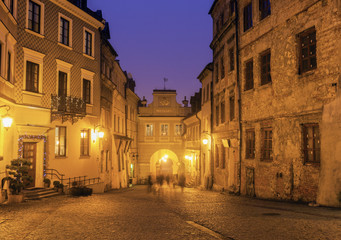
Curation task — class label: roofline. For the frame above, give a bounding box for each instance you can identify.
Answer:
[50,0,105,29]
[197,62,213,81]
[208,0,219,14]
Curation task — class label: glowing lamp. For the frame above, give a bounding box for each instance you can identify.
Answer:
[98,131,104,139]
[202,139,208,145]
[2,116,13,129]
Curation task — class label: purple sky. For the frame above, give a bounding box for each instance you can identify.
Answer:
[87,0,213,104]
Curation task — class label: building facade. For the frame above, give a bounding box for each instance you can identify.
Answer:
[0,0,105,199]
[209,0,240,192]
[137,90,191,183]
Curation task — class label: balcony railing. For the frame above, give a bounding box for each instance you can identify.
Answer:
[51,94,86,124]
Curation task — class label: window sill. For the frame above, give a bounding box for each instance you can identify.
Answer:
[86,103,93,107]
[22,90,44,97]
[259,81,272,89]
[25,28,45,38]
[58,42,73,51]
[260,159,273,163]
[80,155,90,159]
[299,69,316,78]
[83,53,95,60]
[303,162,320,167]
[0,77,14,88]
[259,14,271,23]
[55,156,67,159]
[243,26,254,34]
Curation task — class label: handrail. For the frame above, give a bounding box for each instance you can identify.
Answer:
[45,168,101,190]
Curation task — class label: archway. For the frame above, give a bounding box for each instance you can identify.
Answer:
[149,149,180,179]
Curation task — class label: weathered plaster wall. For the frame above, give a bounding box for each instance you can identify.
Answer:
[318,88,341,207]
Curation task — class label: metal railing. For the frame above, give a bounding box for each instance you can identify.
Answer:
[45,169,101,189]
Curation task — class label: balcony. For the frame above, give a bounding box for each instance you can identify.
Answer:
[51,94,86,124]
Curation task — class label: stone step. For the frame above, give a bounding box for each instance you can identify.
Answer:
[23,188,62,200]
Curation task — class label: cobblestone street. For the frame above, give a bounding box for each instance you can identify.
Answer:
[0,186,340,240]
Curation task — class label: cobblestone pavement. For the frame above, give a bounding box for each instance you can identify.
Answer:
[0,185,340,240]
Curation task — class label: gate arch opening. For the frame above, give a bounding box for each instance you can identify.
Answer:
[149,149,181,179]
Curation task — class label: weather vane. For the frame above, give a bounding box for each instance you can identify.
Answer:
[163,78,168,90]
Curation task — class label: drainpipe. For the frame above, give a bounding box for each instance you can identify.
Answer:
[234,0,242,194]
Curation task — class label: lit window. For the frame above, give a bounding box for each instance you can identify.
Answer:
[55,126,66,157]
[161,124,169,136]
[146,124,153,136]
[80,129,89,156]
[175,124,183,136]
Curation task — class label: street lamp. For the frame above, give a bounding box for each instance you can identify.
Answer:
[0,105,13,130]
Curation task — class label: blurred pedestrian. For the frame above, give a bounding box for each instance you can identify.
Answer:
[178,174,186,192]
[147,175,153,193]
[165,175,170,186]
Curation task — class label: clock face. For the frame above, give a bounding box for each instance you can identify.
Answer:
[160,97,170,106]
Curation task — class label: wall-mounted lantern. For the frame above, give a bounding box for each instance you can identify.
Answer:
[0,105,13,130]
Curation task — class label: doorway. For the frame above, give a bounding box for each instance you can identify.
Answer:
[23,142,37,188]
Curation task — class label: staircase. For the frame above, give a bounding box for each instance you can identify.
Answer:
[23,188,61,200]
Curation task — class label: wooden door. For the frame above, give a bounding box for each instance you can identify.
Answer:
[23,142,37,188]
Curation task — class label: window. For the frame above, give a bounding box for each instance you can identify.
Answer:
[221,101,225,123]
[303,124,320,163]
[26,61,39,92]
[28,0,41,33]
[55,126,66,157]
[215,63,219,82]
[146,124,153,136]
[118,149,121,171]
[58,71,67,97]
[221,147,226,169]
[245,59,253,91]
[23,48,45,94]
[229,95,235,121]
[259,0,271,20]
[84,29,93,56]
[220,13,224,26]
[81,68,94,105]
[215,145,219,168]
[83,79,91,104]
[7,52,11,82]
[260,50,271,85]
[246,129,255,159]
[229,48,234,72]
[161,124,169,136]
[59,17,70,46]
[175,124,183,136]
[221,57,225,79]
[244,3,253,32]
[299,28,316,74]
[215,105,219,126]
[80,129,89,156]
[261,128,272,161]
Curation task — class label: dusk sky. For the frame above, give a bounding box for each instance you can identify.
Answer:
[87,0,213,104]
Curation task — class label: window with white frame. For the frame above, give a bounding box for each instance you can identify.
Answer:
[0,23,16,82]
[26,0,44,35]
[175,124,183,136]
[58,13,72,47]
[146,124,153,136]
[83,27,94,57]
[23,47,45,93]
[56,59,72,96]
[161,124,169,136]
[81,68,94,105]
